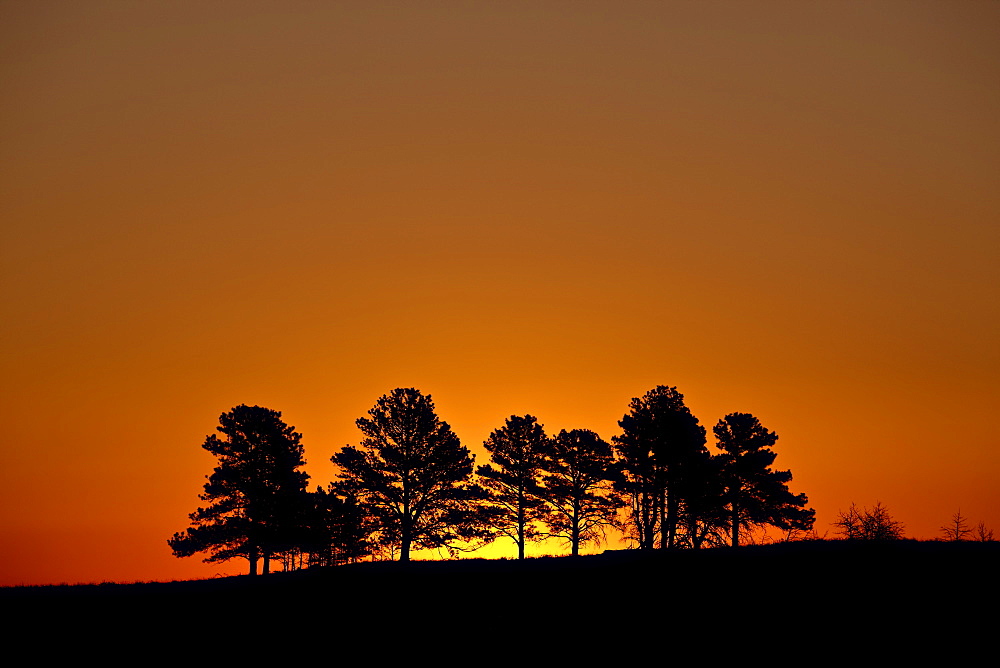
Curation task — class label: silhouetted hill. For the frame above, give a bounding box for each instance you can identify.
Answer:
[5,540,996,656]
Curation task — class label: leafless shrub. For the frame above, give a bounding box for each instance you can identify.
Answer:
[834,501,904,541]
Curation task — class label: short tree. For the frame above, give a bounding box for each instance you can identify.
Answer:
[713,413,815,547]
[541,429,622,556]
[940,509,973,542]
[834,501,904,541]
[168,405,310,575]
[477,415,550,560]
[974,521,995,542]
[331,388,489,561]
[301,486,371,567]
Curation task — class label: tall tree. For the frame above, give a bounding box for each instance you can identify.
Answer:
[331,388,488,561]
[613,386,707,549]
[477,415,549,559]
[713,413,814,546]
[168,405,309,575]
[541,429,622,556]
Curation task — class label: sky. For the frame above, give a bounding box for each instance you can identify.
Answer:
[1,1,997,585]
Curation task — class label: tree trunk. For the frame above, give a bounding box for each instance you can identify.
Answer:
[658,488,668,549]
[641,487,657,550]
[731,501,740,547]
[665,492,679,549]
[401,494,412,562]
[401,519,411,562]
[517,485,526,560]
[571,512,580,556]
[645,494,656,550]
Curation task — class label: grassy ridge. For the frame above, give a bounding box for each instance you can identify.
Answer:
[5,540,996,655]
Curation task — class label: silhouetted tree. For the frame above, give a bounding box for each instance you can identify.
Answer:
[331,388,489,561]
[168,405,309,575]
[302,486,371,567]
[675,452,729,548]
[613,386,707,549]
[477,415,550,559]
[540,429,622,556]
[713,413,815,546]
[974,521,995,542]
[834,501,904,541]
[940,509,973,542]
[613,416,658,550]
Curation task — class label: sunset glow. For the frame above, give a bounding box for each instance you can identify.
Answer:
[2,1,997,585]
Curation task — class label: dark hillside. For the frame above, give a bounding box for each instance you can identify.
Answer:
[5,541,995,655]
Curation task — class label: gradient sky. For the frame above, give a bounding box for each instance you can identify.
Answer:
[2,1,997,585]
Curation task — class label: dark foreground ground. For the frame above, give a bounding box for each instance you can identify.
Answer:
[5,540,996,657]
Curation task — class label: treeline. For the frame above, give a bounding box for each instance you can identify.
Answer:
[169,386,815,574]
[832,502,995,543]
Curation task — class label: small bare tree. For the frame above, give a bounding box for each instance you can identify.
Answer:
[834,501,904,541]
[974,521,995,542]
[940,509,973,541]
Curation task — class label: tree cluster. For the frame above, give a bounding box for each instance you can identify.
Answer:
[170,385,816,573]
[168,405,368,574]
[613,387,814,550]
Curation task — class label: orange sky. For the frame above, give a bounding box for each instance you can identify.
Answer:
[2,1,998,585]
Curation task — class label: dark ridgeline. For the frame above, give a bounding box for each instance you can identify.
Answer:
[476,414,550,560]
[10,542,999,657]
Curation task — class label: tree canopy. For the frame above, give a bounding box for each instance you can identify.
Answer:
[168,405,309,575]
[331,388,489,561]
